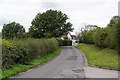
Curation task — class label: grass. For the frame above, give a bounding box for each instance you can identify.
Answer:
[76,43,119,70]
[2,48,61,79]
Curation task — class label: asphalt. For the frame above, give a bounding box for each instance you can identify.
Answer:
[11,46,88,78]
[11,46,118,78]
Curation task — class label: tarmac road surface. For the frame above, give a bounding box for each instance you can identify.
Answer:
[12,46,88,78]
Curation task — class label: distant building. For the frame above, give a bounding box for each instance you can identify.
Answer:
[59,32,79,46]
[118,1,120,16]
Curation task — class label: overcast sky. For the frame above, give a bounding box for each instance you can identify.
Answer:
[0,0,119,34]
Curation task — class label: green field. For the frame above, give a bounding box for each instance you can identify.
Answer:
[2,48,61,79]
[76,43,119,70]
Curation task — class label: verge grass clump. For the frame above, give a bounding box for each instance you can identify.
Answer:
[76,43,119,70]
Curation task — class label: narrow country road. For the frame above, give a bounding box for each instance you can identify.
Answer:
[12,46,88,78]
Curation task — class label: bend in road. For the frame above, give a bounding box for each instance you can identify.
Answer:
[12,46,88,78]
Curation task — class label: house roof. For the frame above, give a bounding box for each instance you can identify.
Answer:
[71,35,76,37]
[59,32,77,38]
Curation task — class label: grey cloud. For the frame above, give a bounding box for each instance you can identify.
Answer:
[0,18,10,32]
[0,18,9,26]
[0,0,118,33]
[41,1,59,9]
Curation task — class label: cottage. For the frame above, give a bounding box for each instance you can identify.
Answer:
[59,32,79,46]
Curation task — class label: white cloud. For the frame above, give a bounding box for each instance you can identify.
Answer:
[0,0,119,32]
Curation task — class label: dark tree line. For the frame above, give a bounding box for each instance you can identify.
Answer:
[117,18,120,53]
[2,22,25,39]
[29,9,73,38]
[79,16,120,51]
[2,9,73,39]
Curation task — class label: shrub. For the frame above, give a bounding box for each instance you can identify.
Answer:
[57,39,72,46]
[2,38,59,69]
[2,39,18,69]
[79,25,118,49]
[57,39,63,46]
[14,39,35,64]
[94,28,108,47]
[79,16,119,50]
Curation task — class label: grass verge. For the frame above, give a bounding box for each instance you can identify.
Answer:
[2,48,61,79]
[76,43,119,70]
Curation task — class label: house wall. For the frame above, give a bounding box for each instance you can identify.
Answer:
[59,32,79,46]
[67,33,72,40]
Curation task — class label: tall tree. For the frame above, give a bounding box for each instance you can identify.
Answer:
[116,18,120,53]
[107,16,120,27]
[2,22,25,39]
[29,9,73,38]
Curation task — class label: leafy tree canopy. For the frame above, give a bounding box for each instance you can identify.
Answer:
[29,9,74,38]
[107,16,120,27]
[2,22,25,39]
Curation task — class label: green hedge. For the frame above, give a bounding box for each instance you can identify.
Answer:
[2,38,59,69]
[57,39,72,46]
[79,16,119,50]
[79,26,117,49]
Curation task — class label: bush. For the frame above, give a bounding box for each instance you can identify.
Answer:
[79,16,119,50]
[2,22,25,39]
[14,39,35,64]
[79,25,118,49]
[2,38,59,69]
[94,28,108,47]
[2,39,18,69]
[57,39,72,46]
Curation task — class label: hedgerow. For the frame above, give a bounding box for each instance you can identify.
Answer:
[57,39,72,46]
[79,16,119,50]
[2,38,59,69]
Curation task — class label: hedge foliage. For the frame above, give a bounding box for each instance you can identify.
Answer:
[57,39,72,46]
[79,16,119,50]
[80,27,117,49]
[2,38,58,69]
